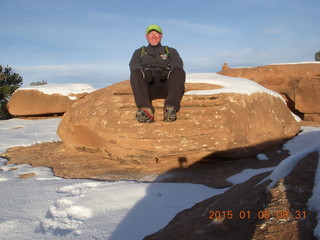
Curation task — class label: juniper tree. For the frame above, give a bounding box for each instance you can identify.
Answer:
[315,51,320,61]
[0,65,23,119]
[30,80,48,86]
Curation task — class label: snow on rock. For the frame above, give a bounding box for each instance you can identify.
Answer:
[270,61,320,65]
[267,144,320,189]
[185,73,282,99]
[283,126,320,155]
[218,62,320,122]
[256,153,269,161]
[19,84,96,100]
[266,126,320,189]
[227,167,275,185]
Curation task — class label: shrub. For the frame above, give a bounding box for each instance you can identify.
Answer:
[0,65,23,119]
[315,51,320,61]
[30,80,48,86]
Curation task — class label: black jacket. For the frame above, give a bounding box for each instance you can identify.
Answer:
[129,44,183,72]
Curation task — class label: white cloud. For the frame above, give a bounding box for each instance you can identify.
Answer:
[164,19,232,37]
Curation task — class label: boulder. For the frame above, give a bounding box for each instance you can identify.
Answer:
[218,62,320,121]
[7,84,95,116]
[57,74,300,163]
[295,76,320,121]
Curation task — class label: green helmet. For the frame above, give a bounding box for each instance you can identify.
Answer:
[145,24,162,34]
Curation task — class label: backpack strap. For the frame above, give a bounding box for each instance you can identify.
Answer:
[164,46,170,55]
[140,46,147,58]
[140,46,170,58]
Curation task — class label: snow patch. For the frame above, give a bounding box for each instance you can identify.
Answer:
[18,84,96,100]
[257,153,269,161]
[266,126,320,189]
[0,118,61,154]
[185,73,282,99]
[283,126,320,155]
[267,144,320,189]
[227,167,275,185]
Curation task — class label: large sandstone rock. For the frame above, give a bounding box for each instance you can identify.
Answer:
[296,75,320,122]
[7,84,95,116]
[218,62,320,121]
[57,74,299,163]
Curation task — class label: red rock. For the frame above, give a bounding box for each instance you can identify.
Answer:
[7,84,95,116]
[295,76,320,116]
[218,62,320,122]
[222,62,230,71]
[57,76,299,162]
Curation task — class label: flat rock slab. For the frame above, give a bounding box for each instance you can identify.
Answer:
[2,134,291,189]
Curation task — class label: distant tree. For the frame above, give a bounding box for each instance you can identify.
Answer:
[315,51,320,61]
[30,80,48,86]
[0,65,23,119]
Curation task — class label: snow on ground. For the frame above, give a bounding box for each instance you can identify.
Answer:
[0,73,319,239]
[0,118,61,155]
[0,118,228,240]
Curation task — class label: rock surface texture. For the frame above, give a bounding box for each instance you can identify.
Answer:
[7,84,95,116]
[57,74,300,163]
[218,62,320,122]
[144,151,318,240]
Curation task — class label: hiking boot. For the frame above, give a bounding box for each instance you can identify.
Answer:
[136,108,154,123]
[163,106,177,122]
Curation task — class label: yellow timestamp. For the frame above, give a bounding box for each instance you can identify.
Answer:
[208,210,307,220]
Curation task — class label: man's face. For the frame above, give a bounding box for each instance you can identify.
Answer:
[146,31,162,46]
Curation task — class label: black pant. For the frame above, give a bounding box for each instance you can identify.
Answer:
[130,67,186,113]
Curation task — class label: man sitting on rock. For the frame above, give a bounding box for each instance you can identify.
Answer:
[129,24,186,123]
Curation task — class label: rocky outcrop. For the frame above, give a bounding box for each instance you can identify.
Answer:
[218,62,320,122]
[7,84,95,116]
[57,74,299,163]
[295,76,320,122]
[222,62,230,71]
[144,151,318,240]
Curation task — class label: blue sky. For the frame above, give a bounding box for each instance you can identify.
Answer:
[1,0,319,88]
